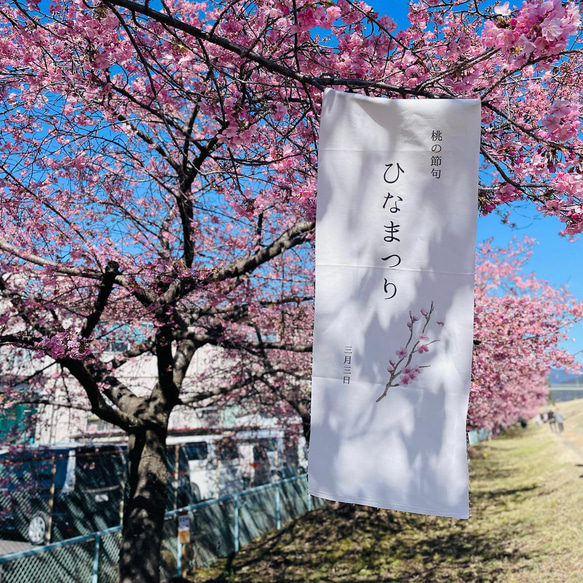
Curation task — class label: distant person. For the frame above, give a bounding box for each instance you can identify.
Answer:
[555,411,565,433]
[548,410,556,431]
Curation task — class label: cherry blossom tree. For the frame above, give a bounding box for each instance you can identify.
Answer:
[470,237,583,432]
[1,1,583,581]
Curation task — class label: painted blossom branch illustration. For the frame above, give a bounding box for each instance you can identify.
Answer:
[376,301,442,403]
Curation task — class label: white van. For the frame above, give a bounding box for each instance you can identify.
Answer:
[168,428,306,500]
[167,434,245,500]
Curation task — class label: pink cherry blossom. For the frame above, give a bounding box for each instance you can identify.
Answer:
[470,237,582,432]
[494,2,512,17]
[0,0,582,579]
[396,348,408,359]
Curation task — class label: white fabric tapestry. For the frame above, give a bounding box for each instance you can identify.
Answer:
[308,90,481,519]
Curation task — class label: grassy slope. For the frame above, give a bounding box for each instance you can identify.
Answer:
[190,400,583,583]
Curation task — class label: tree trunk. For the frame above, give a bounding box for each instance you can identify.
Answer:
[119,428,168,583]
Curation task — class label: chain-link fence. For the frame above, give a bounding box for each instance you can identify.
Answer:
[0,474,322,582]
[0,445,128,546]
[0,443,197,548]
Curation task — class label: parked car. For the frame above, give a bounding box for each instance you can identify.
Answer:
[0,444,126,545]
[0,442,193,545]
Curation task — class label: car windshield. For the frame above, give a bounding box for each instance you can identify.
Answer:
[76,448,124,489]
[183,442,208,461]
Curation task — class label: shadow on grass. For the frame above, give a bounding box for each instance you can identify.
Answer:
[190,500,536,583]
[474,483,540,503]
[468,450,514,483]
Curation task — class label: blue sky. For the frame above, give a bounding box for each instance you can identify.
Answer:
[477,207,583,364]
[367,0,583,364]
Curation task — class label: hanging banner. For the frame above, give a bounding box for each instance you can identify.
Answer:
[308,90,480,519]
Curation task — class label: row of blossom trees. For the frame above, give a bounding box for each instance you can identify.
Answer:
[470,238,582,431]
[1,1,583,581]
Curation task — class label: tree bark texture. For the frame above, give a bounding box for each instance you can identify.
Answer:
[119,429,169,583]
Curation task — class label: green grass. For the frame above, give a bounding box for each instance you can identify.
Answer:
[188,400,583,583]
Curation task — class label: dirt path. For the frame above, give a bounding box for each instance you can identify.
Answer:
[558,433,583,463]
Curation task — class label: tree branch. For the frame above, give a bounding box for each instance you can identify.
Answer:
[80,260,121,339]
[103,0,448,98]
[0,239,102,279]
[60,357,145,432]
[190,219,314,291]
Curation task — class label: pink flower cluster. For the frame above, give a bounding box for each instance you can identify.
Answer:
[400,366,422,386]
[482,1,581,64]
[1,0,583,448]
[542,100,581,141]
[34,332,91,360]
[470,237,583,431]
[380,304,441,400]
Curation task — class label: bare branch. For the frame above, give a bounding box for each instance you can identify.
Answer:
[60,357,145,432]
[80,260,121,339]
[0,239,101,279]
